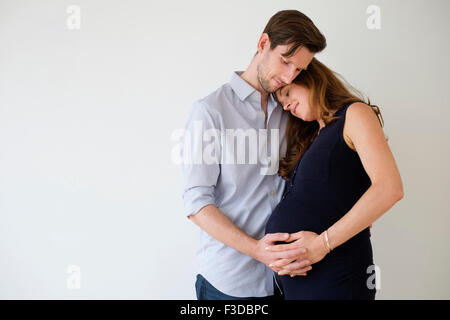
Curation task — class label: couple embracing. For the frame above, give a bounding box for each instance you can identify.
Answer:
[181,10,403,300]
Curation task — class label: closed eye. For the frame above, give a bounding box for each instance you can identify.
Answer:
[281,57,303,72]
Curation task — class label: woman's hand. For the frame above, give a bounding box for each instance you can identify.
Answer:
[265,231,330,277]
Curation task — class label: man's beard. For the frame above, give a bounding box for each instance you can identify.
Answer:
[257,65,276,93]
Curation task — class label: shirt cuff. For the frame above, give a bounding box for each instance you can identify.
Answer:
[183,186,216,217]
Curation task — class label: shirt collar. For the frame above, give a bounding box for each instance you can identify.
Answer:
[229,71,280,107]
[229,71,255,101]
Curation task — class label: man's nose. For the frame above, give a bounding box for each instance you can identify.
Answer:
[280,68,297,84]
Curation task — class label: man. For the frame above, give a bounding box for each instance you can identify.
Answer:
[181,10,326,300]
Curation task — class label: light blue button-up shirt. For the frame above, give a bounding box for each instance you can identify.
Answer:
[181,71,289,297]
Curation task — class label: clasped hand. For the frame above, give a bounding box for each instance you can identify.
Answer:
[257,231,329,277]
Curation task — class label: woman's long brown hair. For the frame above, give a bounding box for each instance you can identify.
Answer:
[277,57,384,180]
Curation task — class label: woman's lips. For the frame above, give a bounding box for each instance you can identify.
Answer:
[293,102,299,114]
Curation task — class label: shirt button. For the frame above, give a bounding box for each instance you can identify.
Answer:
[270,191,275,196]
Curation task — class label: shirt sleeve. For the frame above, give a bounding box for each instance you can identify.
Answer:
[181,100,221,217]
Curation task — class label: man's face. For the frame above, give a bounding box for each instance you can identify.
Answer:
[257,41,315,93]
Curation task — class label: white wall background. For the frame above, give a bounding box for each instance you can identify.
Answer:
[0,0,449,299]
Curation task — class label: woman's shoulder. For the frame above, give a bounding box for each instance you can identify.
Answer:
[345,102,381,126]
[337,101,371,115]
[347,101,373,111]
[343,102,385,151]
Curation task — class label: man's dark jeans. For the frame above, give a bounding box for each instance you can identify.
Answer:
[195,274,283,300]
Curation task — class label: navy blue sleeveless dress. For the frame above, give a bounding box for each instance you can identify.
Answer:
[265,103,376,300]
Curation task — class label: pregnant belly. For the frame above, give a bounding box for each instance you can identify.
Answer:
[265,188,373,257]
[265,190,340,236]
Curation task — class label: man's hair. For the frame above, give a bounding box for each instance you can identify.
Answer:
[260,10,326,56]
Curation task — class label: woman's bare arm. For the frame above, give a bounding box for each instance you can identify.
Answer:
[326,102,404,249]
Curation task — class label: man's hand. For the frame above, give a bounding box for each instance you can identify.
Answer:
[265,231,329,277]
[253,233,312,275]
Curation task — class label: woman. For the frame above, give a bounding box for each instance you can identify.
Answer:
[264,57,403,300]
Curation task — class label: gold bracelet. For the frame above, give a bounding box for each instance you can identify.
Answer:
[322,231,330,253]
[325,230,332,252]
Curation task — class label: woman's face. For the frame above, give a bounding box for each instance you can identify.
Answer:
[275,83,318,121]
